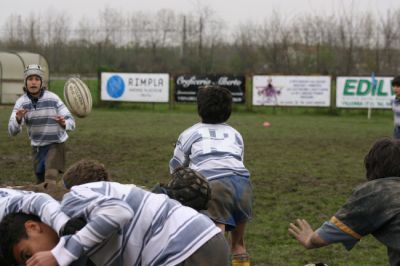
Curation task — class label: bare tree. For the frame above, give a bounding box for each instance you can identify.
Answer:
[41,10,71,72]
[232,22,259,73]
[98,6,125,45]
[155,9,178,47]
[75,17,97,45]
[258,11,290,73]
[335,6,358,75]
[126,11,148,47]
[42,8,70,46]
[2,4,400,76]
[379,10,399,74]
[3,14,25,47]
[26,13,40,48]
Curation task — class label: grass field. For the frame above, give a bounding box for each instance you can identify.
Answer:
[0,81,395,265]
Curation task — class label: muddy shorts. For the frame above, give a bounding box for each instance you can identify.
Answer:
[32,142,66,182]
[201,175,253,231]
[176,232,229,266]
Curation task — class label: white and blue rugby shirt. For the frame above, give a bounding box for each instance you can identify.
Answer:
[0,188,69,233]
[53,181,221,266]
[392,98,400,126]
[169,122,250,180]
[8,90,75,146]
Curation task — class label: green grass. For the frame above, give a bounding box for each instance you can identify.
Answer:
[0,102,394,265]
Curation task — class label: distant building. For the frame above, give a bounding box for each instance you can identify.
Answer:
[0,51,49,104]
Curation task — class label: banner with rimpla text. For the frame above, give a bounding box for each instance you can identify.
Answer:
[101,72,169,102]
[174,75,245,103]
[252,75,331,106]
[336,77,394,109]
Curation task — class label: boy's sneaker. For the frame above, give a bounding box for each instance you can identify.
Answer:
[232,253,250,266]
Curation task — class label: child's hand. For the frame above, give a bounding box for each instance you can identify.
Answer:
[54,116,66,128]
[288,218,328,249]
[289,219,315,248]
[26,251,58,266]
[16,108,28,124]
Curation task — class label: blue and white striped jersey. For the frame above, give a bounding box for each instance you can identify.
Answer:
[53,182,221,266]
[0,188,69,234]
[169,123,250,180]
[8,90,75,146]
[392,98,400,126]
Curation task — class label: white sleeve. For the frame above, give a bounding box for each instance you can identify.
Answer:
[8,101,23,136]
[2,192,69,234]
[54,187,133,266]
[169,133,191,173]
[56,95,75,131]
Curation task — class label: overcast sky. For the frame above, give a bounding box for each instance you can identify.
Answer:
[1,0,399,29]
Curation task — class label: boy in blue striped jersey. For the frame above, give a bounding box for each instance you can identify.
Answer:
[0,187,95,266]
[8,64,75,184]
[0,188,69,265]
[169,85,252,266]
[62,159,211,211]
[391,76,400,139]
[0,188,69,237]
[0,180,229,266]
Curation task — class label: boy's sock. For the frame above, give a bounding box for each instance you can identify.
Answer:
[232,253,250,266]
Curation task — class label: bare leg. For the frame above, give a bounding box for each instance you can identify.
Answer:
[216,222,226,233]
[231,221,247,254]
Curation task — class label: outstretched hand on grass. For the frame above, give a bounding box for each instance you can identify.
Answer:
[289,218,328,249]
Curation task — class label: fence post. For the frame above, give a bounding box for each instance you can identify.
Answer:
[246,75,253,112]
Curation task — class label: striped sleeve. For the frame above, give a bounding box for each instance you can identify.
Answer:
[54,185,133,266]
[1,191,69,234]
[54,93,75,131]
[169,139,190,173]
[169,126,199,173]
[316,220,359,250]
[8,97,25,136]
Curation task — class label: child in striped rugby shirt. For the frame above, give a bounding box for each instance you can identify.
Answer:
[391,76,400,139]
[8,64,75,184]
[0,180,229,266]
[169,85,252,266]
[0,188,90,266]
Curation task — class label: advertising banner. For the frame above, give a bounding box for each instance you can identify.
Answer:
[252,75,331,106]
[174,75,245,103]
[336,76,394,109]
[101,72,169,102]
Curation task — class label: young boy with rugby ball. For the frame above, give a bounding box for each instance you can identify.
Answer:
[8,64,75,184]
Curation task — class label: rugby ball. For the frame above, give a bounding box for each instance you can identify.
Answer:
[63,77,92,118]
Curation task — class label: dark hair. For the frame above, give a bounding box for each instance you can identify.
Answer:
[0,213,41,265]
[392,76,400,87]
[364,138,400,180]
[62,159,110,189]
[197,86,232,124]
